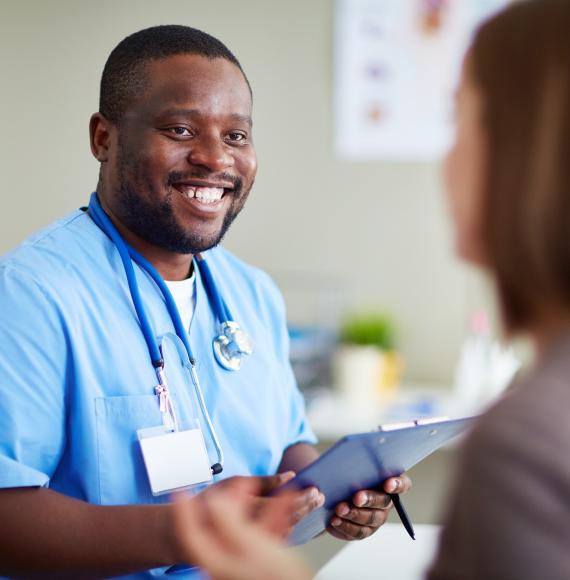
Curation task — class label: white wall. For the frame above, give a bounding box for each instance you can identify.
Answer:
[0,0,487,383]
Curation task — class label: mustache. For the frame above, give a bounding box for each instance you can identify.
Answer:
[167,170,242,191]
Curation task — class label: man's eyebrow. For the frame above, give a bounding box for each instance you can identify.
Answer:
[156,108,252,126]
[229,114,253,127]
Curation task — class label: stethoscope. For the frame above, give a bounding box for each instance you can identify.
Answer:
[88,192,253,475]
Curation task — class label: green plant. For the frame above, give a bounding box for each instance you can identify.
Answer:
[340,312,396,350]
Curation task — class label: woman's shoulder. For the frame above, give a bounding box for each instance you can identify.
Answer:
[464,336,570,482]
[427,336,570,580]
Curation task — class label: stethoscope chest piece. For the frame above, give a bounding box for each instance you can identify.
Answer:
[213,321,253,371]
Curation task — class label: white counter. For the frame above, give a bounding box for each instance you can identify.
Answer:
[315,523,441,580]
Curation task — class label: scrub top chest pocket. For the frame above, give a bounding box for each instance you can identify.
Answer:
[94,334,208,505]
[95,394,165,505]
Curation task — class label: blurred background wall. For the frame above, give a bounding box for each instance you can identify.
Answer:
[0,0,490,384]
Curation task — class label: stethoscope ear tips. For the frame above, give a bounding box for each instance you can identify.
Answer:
[211,463,223,475]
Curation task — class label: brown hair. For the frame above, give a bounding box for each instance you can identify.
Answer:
[469,0,570,332]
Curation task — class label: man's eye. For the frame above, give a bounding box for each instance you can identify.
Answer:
[227,132,246,142]
[168,127,192,137]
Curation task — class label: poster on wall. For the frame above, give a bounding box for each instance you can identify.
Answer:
[334,0,509,162]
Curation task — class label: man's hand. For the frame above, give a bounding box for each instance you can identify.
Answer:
[327,474,412,541]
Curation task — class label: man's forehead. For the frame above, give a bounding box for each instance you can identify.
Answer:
[111,53,252,125]
[144,54,248,90]
[115,55,251,122]
[138,55,251,105]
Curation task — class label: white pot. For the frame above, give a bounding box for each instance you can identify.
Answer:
[333,345,383,405]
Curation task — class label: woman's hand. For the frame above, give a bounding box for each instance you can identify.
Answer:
[171,476,312,580]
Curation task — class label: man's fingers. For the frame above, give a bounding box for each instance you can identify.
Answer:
[324,474,412,542]
[334,503,390,527]
[326,524,355,542]
[352,490,393,510]
[328,517,375,540]
[383,473,412,495]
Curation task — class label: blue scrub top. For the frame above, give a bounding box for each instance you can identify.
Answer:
[0,209,316,579]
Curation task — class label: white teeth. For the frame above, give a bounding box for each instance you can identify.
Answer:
[178,186,224,203]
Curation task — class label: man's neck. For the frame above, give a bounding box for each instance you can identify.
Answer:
[98,196,193,281]
[141,247,194,281]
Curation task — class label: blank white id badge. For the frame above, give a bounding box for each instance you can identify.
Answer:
[137,422,213,496]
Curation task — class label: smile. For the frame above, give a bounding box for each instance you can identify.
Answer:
[172,179,235,204]
[177,186,225,204]
[171,181,235,214]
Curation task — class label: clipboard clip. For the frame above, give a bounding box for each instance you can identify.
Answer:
[377,416,450,431]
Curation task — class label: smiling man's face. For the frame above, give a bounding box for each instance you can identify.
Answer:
[100,53,257,255]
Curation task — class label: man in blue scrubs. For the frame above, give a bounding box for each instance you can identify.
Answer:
[0,25,410,578]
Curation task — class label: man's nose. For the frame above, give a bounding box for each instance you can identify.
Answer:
[187,136,234,172]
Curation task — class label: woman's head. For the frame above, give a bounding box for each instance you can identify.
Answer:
[445,0,570,334]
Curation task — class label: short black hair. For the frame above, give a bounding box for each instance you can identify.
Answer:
[99,24,251,124]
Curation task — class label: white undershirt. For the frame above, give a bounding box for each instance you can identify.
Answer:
[164,273,196,332]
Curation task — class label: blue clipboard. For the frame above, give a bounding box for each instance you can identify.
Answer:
[280,416,476,545]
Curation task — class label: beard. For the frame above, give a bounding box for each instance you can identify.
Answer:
[112,149,252,255]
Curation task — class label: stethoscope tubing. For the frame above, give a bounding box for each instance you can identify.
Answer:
[89,195,164,367]
[188,362,224,472]
[196,254,233,322]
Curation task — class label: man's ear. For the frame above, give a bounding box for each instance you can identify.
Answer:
[89,113,115,162]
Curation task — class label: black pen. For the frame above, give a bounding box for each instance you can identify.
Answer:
[390,493,415,540]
